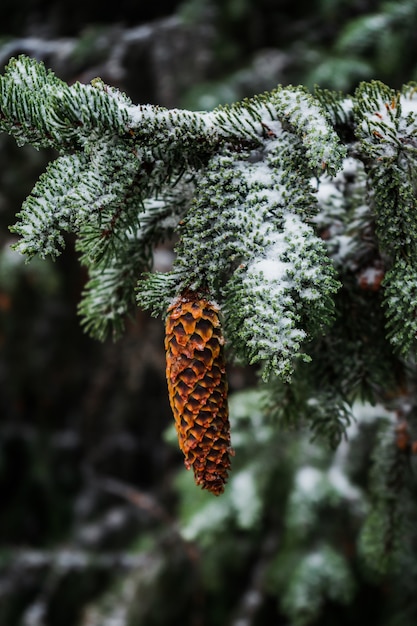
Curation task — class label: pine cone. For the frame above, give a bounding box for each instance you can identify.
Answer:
[165,290,232,495]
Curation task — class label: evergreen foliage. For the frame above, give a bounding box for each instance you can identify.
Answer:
[3,52,417,624]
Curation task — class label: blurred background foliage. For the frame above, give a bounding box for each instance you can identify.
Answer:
[2,1,417,625]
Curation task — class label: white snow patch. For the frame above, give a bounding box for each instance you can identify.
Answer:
[250,256,288,282]
[305,550,326,569]
[351,401,396,426]
[400,94,417,117]
[153,248,174,272]
[327,466,362,502]
[180,500,229,542]
[295,466,323,492]
[231,468,260,528]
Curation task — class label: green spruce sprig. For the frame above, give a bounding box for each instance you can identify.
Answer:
[353,80,417,354]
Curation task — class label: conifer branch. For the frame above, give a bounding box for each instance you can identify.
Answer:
[359,418,409,574]
[3,53,417,394]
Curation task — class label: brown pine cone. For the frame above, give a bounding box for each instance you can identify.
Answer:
[165,290,232,495]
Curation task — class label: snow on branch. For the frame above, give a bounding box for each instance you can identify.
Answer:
[2,53,398,378]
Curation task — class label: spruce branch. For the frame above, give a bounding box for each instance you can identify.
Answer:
[0,56,131,150]
[79,180,194,339]
[354,80,417,354]
[6,54,417,379]
[267,86,347,175]
[9,152,89,258]
[359,418,408,574]
[279,543,355,626]
[354,80,417,256]
[2,55,344,377]
[223,212,339,380]
[384,259,417,354]
[139,129,340,379]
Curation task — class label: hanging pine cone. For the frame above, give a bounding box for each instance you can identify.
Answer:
[165,290,232,495]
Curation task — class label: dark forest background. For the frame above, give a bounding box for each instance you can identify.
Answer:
[1,1,417,625]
